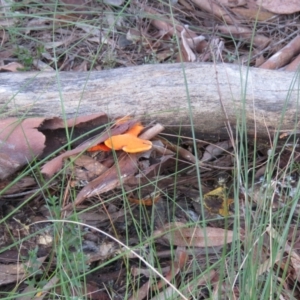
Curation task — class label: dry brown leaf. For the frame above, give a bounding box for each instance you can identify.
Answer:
[90,242,117,261]
[218,25,270,49]
[284,53,300,72]
[258,0,300,14]
[131,153,174,180]
[260,35,300,70]
[128,280,151,300]
[158,137,197,164]
[0,118,46,180]
[232,7,276,21]
[83,283,111,300]
[0,256,47,286]
[72,60,88,72]
[268,226,300,281]
[25,18,51,35]
[178,28,206,62]
[191,0,234,24]
[68,154,108,182]
[60,0,93,17]
[126,28,142,43]
[140,4,198,39]
[252,34,271,50]
[154,222,234,247]
[32,59,54,72]
[153,247,188,291]
[44,40,71,49]
[0,62,24,72]
[201,140,232,162]
[181,26,197,62]
[0,49,14,60]
[130,249,188,300]
[286,244,300,280]
[156,49,174,62]
[64,153,139,209]
[40,113,108,130]
[1,176,36,195]
[0,18,15,27]
[207,37,225,62]
[255,54,266,67]
[151,269,217,300]
[18,276,59,300]
[178,0,194,10]
[76,24,115,46]
[218,24,255,37]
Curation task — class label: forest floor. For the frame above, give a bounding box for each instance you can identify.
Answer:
[1,1,300,299]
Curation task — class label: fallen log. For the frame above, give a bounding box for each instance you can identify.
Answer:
[1,63,299,139]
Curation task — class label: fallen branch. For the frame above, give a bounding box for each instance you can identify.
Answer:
[1,62,299,139]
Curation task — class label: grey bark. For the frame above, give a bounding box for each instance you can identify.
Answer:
[1,62,299,139]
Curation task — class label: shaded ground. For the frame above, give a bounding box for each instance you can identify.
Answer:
[1,1,300,299]
[1,115,300,299]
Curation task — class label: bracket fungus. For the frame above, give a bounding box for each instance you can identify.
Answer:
[88,122,152,153]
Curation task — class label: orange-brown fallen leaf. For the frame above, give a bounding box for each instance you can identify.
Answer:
[0,118,46,180]
[260,35,300,70]
[0,62,24,72]
[154,222,234,247]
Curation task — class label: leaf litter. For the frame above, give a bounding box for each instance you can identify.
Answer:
[2,0,300,71]
[2,0,300,298]
[2,113,300,298]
